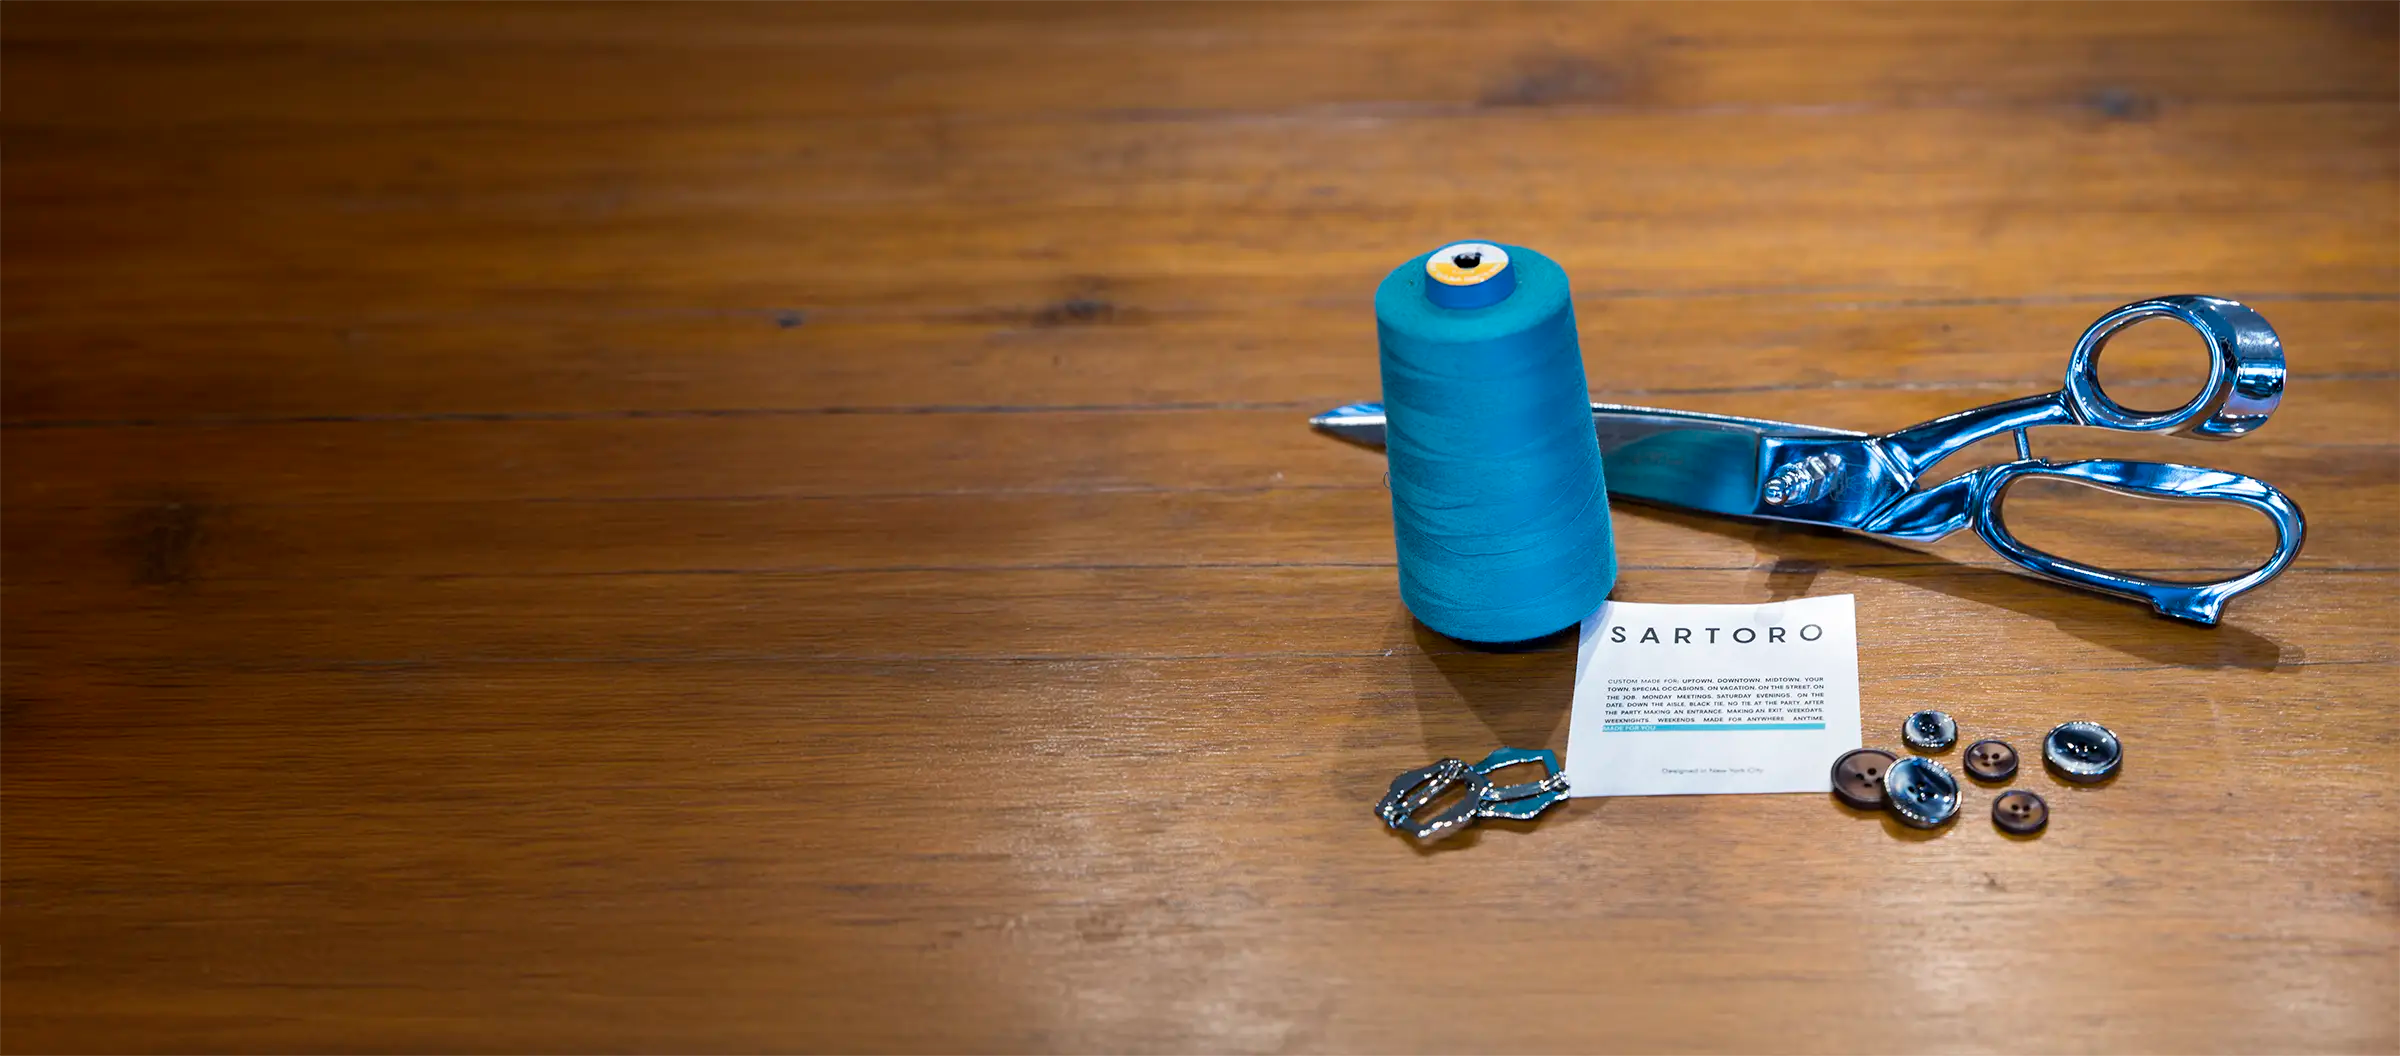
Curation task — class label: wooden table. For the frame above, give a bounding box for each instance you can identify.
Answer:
[6,4,2394,1051]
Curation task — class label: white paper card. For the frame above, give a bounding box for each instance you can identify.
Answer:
[1566,595,1860,797]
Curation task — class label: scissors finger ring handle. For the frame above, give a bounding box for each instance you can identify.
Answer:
[2063,295,2284,439]
[1973,458,2305,625]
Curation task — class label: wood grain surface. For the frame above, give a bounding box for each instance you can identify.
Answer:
[5,3,2395,1052]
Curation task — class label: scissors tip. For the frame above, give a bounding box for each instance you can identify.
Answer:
[1308,403,1390,447]
[1312,402,1384,424]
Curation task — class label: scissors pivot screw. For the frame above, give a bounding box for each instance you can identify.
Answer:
[1763,453,1844,506]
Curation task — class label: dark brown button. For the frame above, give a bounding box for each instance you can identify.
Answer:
[1992,789,2048,835]
[1831,748,1897,810]
[1963,738,2019,782]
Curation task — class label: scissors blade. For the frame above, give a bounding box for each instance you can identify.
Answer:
[1308,402,1864,518]
[1590,407,1774,516]
[1308,402,1394,447]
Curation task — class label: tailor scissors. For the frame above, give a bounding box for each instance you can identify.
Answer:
[1311,295,2303,625]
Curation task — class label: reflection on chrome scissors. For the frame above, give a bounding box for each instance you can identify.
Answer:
[1312,296,2304,626]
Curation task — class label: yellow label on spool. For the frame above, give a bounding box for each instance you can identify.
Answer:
[1425,242,1510,286]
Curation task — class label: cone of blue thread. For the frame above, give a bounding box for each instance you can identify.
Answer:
[1378,241,1616,643]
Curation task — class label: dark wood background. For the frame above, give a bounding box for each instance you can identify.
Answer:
[5,3,2394,1051]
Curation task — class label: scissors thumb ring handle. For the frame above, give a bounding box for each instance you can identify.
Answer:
[2064,295,2284,440]
[1971,459,2305,625]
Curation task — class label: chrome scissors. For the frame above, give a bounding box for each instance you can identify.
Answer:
[1311,295,2303,625]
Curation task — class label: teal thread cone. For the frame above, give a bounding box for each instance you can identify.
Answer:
[1377,244,1616,643]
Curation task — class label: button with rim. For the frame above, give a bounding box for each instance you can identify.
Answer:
[1882,756,1961,828]
[1992,789,2049,835]
[1963,738,2020,782]
[1900,710,1958,751]
[2043,721,2123,783]
[1830,748,1897,810]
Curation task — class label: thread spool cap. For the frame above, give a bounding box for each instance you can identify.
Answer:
[1422,242,1517,309]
